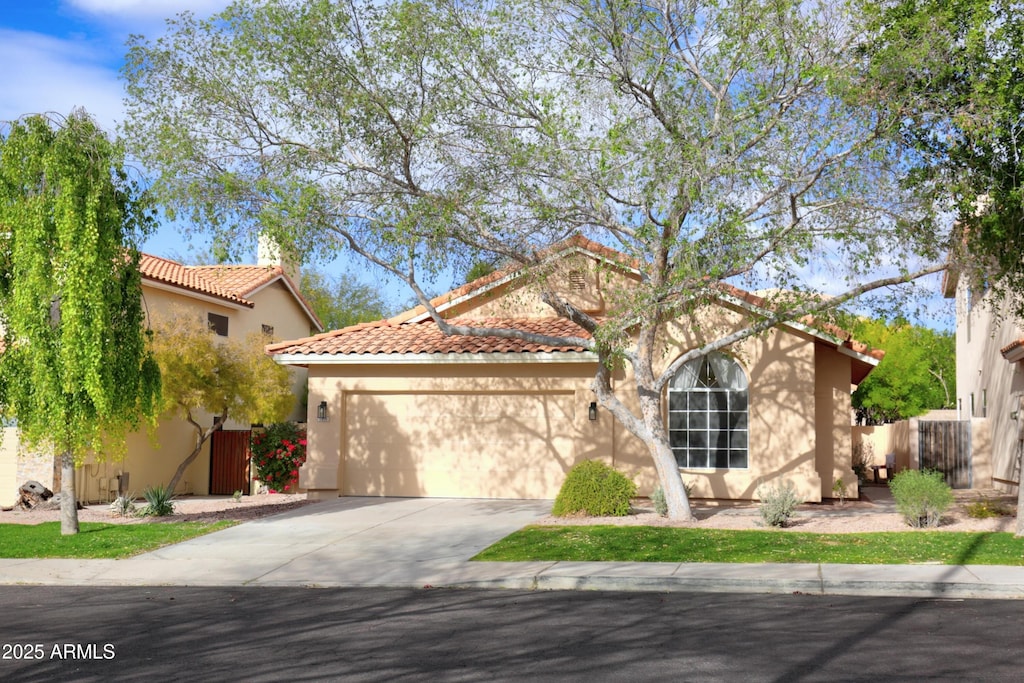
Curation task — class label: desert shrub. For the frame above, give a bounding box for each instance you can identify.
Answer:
[757,481,802,528]
[109,494,137,518]
[966,497,1014,519]
[852,442,872,483]
[888,469,953,528]
[140,484,175,517]
[552,460,636,517]
[251,422,307,493]
[651,480,696,517]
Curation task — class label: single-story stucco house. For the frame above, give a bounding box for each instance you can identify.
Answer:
[268,236,881,503]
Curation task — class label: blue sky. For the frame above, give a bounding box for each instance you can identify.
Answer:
[0,0,234,261]
[1,1,953,326]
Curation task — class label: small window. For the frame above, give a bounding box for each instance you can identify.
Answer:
[261,324,275,337]
[208,312,229,337]
[568,270,586,292]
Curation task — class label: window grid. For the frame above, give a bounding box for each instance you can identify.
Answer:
[669,387,748,470]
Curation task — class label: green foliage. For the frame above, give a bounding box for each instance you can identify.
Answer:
[0,111,161,455]
[0,110,161,535]
[552,461,636,518]
[966,498,1014,519]
[861,0,1024,317]
[889,469,954,528]
[849,318,955,424]
[757,481,803,528]
[251,422,307,493]
[852,442,872,483]
[140,484,175,517]
[150,313,294,494]
[299,269,388,331]
[651,485,668,516]
[473,526,1024,565]
[832,478,848,506]
[123,0,949,519]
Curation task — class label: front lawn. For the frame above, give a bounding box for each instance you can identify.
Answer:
[472,525,1024,565]
[0,521,235,559]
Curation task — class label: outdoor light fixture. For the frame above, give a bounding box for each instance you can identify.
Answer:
[588,401,598,421]
[317,400,328,422]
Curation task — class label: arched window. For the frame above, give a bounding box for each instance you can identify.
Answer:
[668,352,748,469]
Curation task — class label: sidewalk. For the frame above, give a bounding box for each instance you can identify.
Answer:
[2,495,1023,600]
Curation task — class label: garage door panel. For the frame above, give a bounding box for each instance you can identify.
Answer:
[344,392,576,498]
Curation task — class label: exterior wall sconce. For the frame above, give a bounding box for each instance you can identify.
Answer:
[317,400,328,422]
[588,401,598,421]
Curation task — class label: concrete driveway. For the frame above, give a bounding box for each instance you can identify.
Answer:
[117,497,552,587]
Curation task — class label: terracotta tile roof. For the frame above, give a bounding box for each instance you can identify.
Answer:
[139,254,255,307]
[1002,338,1024,357]
[267,317,591,356]
[138,256,323,330]
[187,264,284,297]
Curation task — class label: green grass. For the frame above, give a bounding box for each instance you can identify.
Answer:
[471,525,1024,566]
[0,521,235,559]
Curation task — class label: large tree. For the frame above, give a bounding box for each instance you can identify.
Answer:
[300,269,389,330]
[862,0,1024,312]
[123,0,948,519]
[0,111,160,535]
[149,313,294,496]
[849,319,955,424]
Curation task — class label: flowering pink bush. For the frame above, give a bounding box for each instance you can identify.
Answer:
[251,422,307,493]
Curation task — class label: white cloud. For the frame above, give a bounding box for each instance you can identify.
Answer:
[0,29,124,128]
[66,0,231,21]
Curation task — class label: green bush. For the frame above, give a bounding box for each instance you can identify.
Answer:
[757,481,802,528]
[966,497,1013,519]
[552,461,636,517]
[140,484,175,517]
[888,469,953,528]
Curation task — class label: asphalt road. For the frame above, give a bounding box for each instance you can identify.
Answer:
[0,586,1020,682]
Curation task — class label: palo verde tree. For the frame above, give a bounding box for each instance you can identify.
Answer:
[0,111,160,535]
[123,1,949,520]
[149,312,293,496]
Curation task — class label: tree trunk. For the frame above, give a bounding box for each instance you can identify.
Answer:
[59,450,79,536]
[637,388,696,521]
[166,415,221,496]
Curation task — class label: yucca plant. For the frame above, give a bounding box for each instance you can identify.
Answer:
[140,484,175,517]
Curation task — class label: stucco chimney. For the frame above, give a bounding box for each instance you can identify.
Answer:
[257,233,300,279]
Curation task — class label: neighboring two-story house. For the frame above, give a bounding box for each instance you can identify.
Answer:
[0,246,322,506]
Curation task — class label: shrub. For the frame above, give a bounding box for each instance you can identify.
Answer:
[651,480,696,517]
[888,469,954,528]
[757,481,802,528]
[140,485,175,517]
[852,442,872,483]
[109,494,137,518]
[966,497,1014,519]
[552,461,636,517]
[251,422,307,493]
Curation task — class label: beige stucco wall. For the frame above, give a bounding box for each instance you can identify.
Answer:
[952,277,1024,490]
[301,305,858,504]
[0,427,19,507]
[0,275,312,502]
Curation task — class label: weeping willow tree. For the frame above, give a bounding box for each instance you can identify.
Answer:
[0,111,161,535]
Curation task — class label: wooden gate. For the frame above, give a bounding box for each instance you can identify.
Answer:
[918,420,972,488]
[210,429,251,495]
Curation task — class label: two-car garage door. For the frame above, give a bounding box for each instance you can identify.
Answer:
[341,391,577,499]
